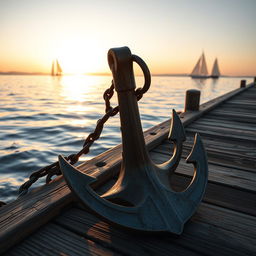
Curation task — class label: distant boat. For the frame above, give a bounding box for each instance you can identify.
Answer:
[51,59,62,76]
[211,58,221,79]
[191,52,209,79]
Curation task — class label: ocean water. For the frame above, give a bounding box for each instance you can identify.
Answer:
[0,75,253,203]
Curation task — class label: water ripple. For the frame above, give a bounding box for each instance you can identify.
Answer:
[0,75,252,202]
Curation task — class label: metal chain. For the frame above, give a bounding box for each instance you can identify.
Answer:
[18,78,147,197]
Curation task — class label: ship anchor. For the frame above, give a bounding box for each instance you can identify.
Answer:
[59,47,208,234]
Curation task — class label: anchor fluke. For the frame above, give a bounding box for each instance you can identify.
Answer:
[184,133,208,203]
[59,155,96,190]
[158,109,186,177]
[173,133,208,222]
[59,47,208,234]
[168,109,186,142]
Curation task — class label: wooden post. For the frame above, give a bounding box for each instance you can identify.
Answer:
[185,89,201,112]
[240,80,246,88]
[254,77,256,86]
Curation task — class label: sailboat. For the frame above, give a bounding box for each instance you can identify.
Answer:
[211,58,221,79]
[191,52,209,79]
[51,59,62,76]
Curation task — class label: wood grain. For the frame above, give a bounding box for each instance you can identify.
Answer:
[5,223,118,256]
[53,204,256,256]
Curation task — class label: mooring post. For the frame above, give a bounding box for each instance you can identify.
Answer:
[240,80,246,88]
[254,77,256,86]
[184,89,201,112]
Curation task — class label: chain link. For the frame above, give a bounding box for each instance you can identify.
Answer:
[18,79,147,197]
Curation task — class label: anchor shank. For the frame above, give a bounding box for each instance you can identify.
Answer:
[108,47,149,169]
[118,91,149,167]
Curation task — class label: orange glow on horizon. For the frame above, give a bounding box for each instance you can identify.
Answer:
[0,1,255,76]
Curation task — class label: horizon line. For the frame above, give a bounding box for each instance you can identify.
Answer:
[0,71,255,78]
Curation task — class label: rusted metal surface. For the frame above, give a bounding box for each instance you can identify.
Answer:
[59,47,208,234]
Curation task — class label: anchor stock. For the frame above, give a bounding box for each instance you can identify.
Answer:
[59,46,208,234]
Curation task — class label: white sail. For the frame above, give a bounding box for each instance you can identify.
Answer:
[200,53,208,76]
[211,58,220,77]
[51,59,62,76]
[191,53,209,78]
[56,60,62,73]
[191,56,201,76]
[51,61,55,76]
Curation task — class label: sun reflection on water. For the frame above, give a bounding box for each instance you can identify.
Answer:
[59,75,103,102]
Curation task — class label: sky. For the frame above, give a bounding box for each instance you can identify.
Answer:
[0,0,256,76]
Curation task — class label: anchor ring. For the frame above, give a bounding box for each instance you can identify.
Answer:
[132,54,151,95]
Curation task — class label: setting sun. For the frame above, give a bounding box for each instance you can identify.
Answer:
[54,38,105,75]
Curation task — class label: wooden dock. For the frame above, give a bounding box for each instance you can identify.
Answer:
[0,82,255,255]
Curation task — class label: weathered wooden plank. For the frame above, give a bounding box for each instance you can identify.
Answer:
[223,102,256,111]
[181,138,255,168]
[174,174,256,216]
[193,117,256,132]
[6,223,117,256]
[185,130,256,151]
[187,145,256,170]
[227,100,255,105]
[213,105,256,115]
[186,125,256,143]
[200,156,255,173]
[223,98,256,105]
[156,148,256,174]
[222,98,256,106]
[185,146,255,170]
[233,92,256,99]
[225,98,256,104]
[207,110,256,124]
[227,99,256,105]
[193,203,256,240]
[54,205,256,256]
[0,83,254,254]
[154,138,256,173]
[234,87,256,93]
[188,122,256,140]
[230,96,256,102]
[10,243,39,256]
